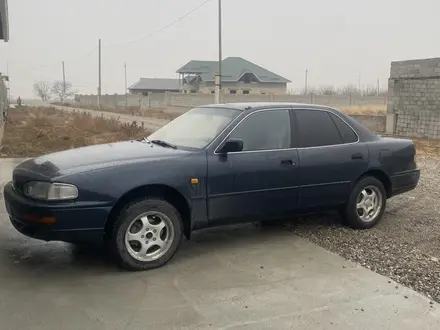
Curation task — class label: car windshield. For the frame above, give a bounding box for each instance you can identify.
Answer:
[147,107,241,149]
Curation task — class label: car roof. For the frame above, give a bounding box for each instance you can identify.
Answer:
[202,102,339,112]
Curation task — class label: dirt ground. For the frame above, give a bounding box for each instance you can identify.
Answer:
[0,107,148,157]
[54,103,180,121]
[98,106,179,121]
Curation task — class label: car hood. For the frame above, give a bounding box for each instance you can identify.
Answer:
[13,140,192,180]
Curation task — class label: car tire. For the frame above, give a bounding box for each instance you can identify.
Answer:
[111,198,183,271]
[342,176,387,229]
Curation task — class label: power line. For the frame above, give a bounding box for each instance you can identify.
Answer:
[28,46,98,73]
[16,0,214,76]
[65,46,98,64]
[104,0,214,48]
[16,0,216,94]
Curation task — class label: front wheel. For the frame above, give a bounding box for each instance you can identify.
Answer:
[342,177,386,229]
[112,198,183,271]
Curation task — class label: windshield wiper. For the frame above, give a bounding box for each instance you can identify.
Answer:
[150,139,177,149]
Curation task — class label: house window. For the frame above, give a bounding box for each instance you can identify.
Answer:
[230,90,237,94]
[190,89,197,93]
[243,90,250,95]
[239,72,259,84]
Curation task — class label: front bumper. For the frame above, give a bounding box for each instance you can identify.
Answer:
[3,182,111,243]
[390,168,420,197]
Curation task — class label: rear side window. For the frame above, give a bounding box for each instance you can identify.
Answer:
[295,110,343,147]
[329,113,358,143]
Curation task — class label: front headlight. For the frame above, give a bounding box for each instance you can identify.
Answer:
[23,181,78,201]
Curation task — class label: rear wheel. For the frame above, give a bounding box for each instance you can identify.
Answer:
[112,198,183,271]
[343,176,386,229]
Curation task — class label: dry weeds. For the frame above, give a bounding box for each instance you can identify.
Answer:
[0,107,148,157]
[340,104,386,116]
[412,138,440,157]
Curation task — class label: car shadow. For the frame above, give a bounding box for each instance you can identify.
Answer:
[175,213,344,262]
[0,214,344,277]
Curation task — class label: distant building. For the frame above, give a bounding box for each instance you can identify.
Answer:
[177,57,291,95]
[128,78,180,95]
[0,0,9,42]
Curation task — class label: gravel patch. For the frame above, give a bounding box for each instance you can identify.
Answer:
[289,156,440,302]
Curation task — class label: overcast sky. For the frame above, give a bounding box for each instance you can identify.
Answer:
[1,0,439,98]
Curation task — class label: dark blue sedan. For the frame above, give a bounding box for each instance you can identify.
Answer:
[3,103,420,271]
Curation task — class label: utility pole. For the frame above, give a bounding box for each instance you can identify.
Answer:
[358,72,361,95]
[124,62,128,107]
[305,69,308,95]
[6,61,10,105]
[215,0,222,104]
[377,78,380,96]
[98,38,102,109]
[62,61,66,98]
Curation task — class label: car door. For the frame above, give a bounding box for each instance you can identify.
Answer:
[206,108,299,225]
[294,109,369,210]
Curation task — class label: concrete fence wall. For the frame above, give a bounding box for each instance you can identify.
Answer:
[75,92,387,110]
[388,57,440,139]
[351,115,386,134]
[0,75,7,147]
[73,92,387,136]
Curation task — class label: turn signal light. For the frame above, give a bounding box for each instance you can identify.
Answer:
[23,214,56,225]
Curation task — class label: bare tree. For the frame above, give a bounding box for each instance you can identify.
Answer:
[33,81,52,101]
[51,81,75,101]
[298,86,318,96]
[317,85,337,96]
[299,83,388,97]
[363,84,382,96]
[336,84,356,96]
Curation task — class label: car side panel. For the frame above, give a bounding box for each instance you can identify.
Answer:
[366,137,417,173]
[61,153,209,230]
[297,143,369,209]
[206,149,299,224]
[366,137,419,196]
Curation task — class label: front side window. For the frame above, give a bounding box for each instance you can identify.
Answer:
[147,107,240,149]
[227,109,291,151]
[295,109,343,148]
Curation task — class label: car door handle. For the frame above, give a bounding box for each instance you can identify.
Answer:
[351,153,363,160]
[280,159,296,166]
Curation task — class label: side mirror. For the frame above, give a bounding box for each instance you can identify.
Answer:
[218,138,243,154]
